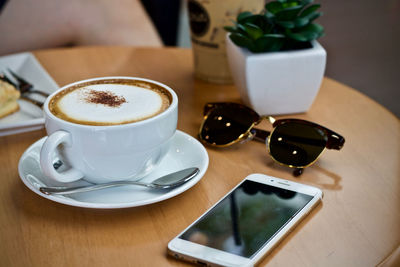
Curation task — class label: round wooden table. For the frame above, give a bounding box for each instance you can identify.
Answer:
[1,46,399,266]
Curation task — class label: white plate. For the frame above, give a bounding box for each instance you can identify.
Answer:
[0,52,59,136]
[18,130,209,209]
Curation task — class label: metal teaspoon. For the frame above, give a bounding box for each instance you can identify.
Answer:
[39,167,200,195]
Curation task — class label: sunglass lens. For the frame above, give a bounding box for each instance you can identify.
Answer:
[269,122,328,167]
[200,105,257,146]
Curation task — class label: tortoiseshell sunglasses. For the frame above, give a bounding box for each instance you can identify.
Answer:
[199,102,345,176]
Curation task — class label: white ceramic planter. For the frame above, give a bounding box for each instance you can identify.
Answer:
[226,36,326,115]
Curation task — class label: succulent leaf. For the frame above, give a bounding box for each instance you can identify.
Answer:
[286,31,314,42]
[243,23,264,40]
[223,26,237,33]
[300,4,321,17]
[282,1,300,9]
[287,23,324,41]
[275,5,303,21]
[237,23,248,35]
[242,14,270,31]
[229,33,255,51]
[225,0,324,53]
[306,12,323,22]
[265,2,284,14]
[301,0,314,5]
[276,20,295,29]
[304,23,324,37]
[265,11,275,20]
[294,17,310,28]
[254,34,285,52]
[237,12,254,23]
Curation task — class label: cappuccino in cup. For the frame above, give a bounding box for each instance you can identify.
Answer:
[48,79,172,126]
[40,77,178,184]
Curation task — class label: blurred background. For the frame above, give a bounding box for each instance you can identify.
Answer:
[1,0,399,117]
[143,0,400,117]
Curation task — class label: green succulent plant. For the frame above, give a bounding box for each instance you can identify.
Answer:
[224,0,324,53]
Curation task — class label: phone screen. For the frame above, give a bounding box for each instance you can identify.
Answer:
[179,180,314,258]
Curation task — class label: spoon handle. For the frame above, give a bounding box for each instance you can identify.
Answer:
[39,167,199,195]
[40,180,155,195]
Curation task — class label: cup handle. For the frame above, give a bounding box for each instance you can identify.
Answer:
[40,130,84,183]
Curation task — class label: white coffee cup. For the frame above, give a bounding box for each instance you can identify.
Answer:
[40,77,178,184]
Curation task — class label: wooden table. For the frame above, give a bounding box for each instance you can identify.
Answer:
[1,47,399,267]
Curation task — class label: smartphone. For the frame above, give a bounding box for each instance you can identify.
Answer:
[168,173,322,267]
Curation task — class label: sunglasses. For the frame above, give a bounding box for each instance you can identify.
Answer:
[199,102,345,176]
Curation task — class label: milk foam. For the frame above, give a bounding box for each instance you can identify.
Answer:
[56,84,166,124]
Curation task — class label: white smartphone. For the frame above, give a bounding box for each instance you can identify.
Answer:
[168,173,322,267]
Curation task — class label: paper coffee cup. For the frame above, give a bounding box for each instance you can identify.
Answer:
[187,0,264,84]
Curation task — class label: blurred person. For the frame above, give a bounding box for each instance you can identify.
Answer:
[0,0,162,56]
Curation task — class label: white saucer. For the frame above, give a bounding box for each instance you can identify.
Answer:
[18,130,209,209]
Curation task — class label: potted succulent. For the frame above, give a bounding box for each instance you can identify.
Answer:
[225,0,326,115]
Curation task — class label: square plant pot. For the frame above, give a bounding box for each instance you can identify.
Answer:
[226,36,326,115]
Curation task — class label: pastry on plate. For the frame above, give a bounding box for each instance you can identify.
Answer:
[0,80,20,118]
